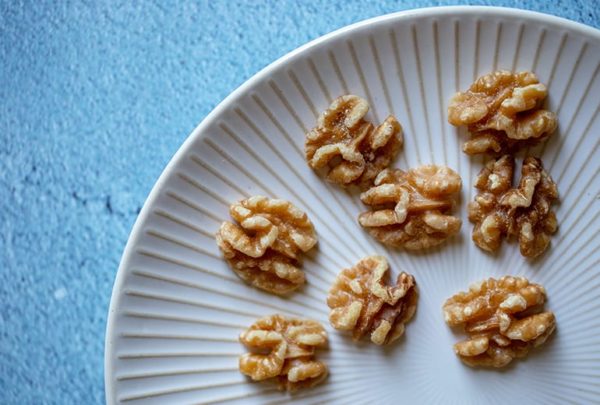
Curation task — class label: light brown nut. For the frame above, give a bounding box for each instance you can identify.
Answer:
[239,314,328,391]
[327,256,417,345]
[468,156,558,258]
[448,70,557,155]
[216,196,317,294]
[443,276,556,368]
[359,166,462,250]
[305,95,403,188]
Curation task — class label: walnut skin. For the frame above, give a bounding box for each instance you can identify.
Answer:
[443,276,556,368]
[239,314,328,391]
[305,95,403,189]
[448,70,557,155]
[327,256,417,345]
[359,166,462,250]
[216,196,317,294]
[468,156,558,258]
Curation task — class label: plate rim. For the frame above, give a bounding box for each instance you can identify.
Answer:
[104,5,600,403]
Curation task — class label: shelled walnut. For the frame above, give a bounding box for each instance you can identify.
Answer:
[468,155,558,258]
[239,314,328,391]
[448,70,557,155]
[359,166,462,249]
[216,196,317,294]
[443,276,556,368]
[327,256,417,345]
[305,95,403,189]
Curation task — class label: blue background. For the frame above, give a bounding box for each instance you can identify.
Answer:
[1,1,598,403]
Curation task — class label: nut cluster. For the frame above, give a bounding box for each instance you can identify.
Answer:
[359,166,462,249]
[327,256,417,345]
[216,196,317,294]
[239,314,328,391]
[448,70,557,155]
[443,276,556,367]
[468,155,558,258]
[219,77,564,390]
[305,95,403,189]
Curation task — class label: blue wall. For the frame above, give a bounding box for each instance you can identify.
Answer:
[1,1,598,403]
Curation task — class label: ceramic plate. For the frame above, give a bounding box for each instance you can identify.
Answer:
[105,6,600,404]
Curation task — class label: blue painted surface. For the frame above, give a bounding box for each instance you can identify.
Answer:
[1,1,598,403]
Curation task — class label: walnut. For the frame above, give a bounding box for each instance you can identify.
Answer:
[448,70,557,155]
[358,166,462,249]
[327,256,417,345]
[305,95,403,188]
[216,196,317,294]
[443,276,556,368]
[239,314,328,391]
[468,155,558,258]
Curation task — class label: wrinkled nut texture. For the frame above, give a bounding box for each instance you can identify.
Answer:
[443,276,556,368]
[327,256,417,345]
[468,155,558,258]
[359,166,462,249]
[216,196,317,294]
[239,314,328,391]
[305,95,403,188]
[448,70,557,155]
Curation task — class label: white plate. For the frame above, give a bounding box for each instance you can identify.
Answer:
[105,6,600,404]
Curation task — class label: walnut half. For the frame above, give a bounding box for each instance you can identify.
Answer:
[468,155,558,258]
[359,166,462,250]
[216,196,317,294]
[239,314,328,391]
[327,256,417,345]
[305,95,403,189]
[448,70,557,155]
[443,276,556,368]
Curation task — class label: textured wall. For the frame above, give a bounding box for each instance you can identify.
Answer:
[1,1,598,403]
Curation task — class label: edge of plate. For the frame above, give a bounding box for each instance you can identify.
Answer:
[103,6,600,403]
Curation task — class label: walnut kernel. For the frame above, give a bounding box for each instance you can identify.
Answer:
[468,156,558,258]
[216,196,317,294]
[239,314,328,391]
[305,95,403,188]
[359,166,462,249]
[443,276,556,368]
[448,70,557,155]
[327,256,417,345]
